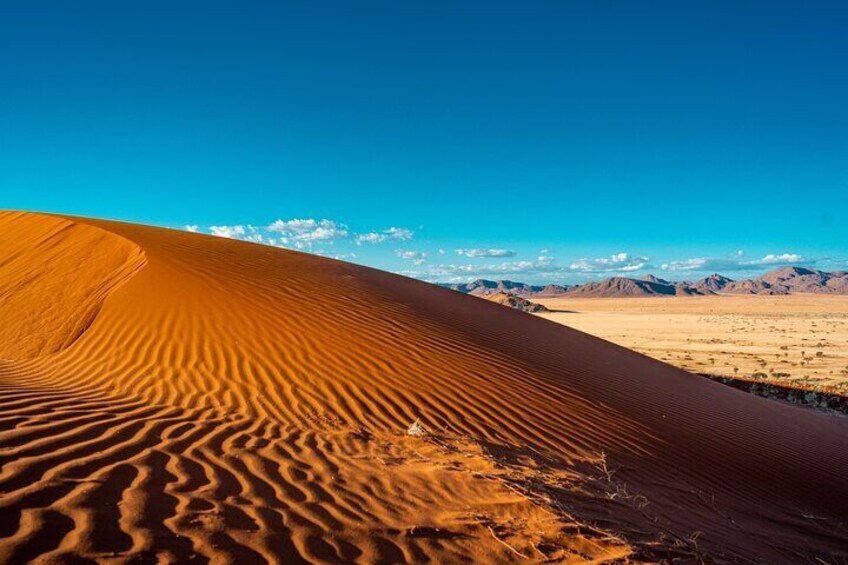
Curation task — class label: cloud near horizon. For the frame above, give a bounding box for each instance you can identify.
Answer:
[180,224,826,284]
[268,219,349,247]
[569,252,651,273]
[400,254,561,283]
[208,225,248,239]
[187,219,414,251]
[455,248,516,258]
[750,253,804,265]
[396,250,429,265]
[355,227,413,245]
[661,253,809,272]
[401,249,824,284]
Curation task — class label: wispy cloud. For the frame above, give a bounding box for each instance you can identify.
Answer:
[661,253,809,272]
[180,221,825,285]
[206,225,279,246]
[400,250,663,283]
[186,218,413,251]
[355,227,413,245]
[396,250,429,265]
[209,225,247,239]
[313,250,358,261]
[660,257,737,272]
[455,248,516,258]
[749,253,804,265]
[400,254,560,283]
[569,252,650,273]
[267,219,349,248]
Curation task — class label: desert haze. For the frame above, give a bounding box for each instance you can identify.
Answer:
[1,211,847,564]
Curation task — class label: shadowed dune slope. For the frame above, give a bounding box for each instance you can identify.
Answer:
[0,212,846,564]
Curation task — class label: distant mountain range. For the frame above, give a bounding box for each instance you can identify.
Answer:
[443,267,848,298]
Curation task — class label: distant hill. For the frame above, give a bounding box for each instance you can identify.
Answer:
[443,279,537,295]
[564,276,706,297]
[443,267,848,298]
[724,267,848,295]
[482,291,549,313]
[641,274,671,285]
[534,283,574,296]
[691,274,734,294]
[443,279,570,297]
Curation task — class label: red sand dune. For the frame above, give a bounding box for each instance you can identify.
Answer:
[0,211,846,563]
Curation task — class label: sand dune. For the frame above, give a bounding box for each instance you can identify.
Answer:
[0,211,846,563]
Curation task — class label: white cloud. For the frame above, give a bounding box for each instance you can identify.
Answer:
[316,252,357,261]
[569,252,650,273]
[662,253,807,272]
[455,248,516,258]
[207,224,280,246]
[386,227,413,240]
[267,218,349,248]
[537,254,555,266]
[749,253,803,265]
[401,255,563,283]
[354,233,384,244]
[661,258,707,272]
[397,247,822,284]
[660,257,732,272]
[396,250,429,265]
[401,251,660,283]
[209,225,247,239]
[355,227,414,245]
[183,217,415,255]
[187,218,349,250]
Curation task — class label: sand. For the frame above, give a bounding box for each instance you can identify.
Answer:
[533,295,848,392]
[0,211,846,563]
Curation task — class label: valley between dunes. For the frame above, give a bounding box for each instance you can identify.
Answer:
[0,211,846,564]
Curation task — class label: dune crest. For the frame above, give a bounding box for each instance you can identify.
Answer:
[0,212,846,563]
[0,212,145,360]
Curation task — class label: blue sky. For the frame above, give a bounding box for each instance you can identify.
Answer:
[2,2,846,283]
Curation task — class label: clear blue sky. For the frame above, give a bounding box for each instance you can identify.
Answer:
[2,2,846,282]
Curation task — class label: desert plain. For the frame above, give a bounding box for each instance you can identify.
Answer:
[533,295,848,393]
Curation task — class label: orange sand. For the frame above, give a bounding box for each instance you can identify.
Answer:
[0,211,846,563]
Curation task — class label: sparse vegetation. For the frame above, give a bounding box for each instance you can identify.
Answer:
[536,295,848,413]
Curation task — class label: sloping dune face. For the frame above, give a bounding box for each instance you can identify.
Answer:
[0,213,846,564]
[0,212,145,359]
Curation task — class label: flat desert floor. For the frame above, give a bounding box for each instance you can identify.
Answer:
[533,295,848,392]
